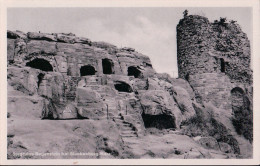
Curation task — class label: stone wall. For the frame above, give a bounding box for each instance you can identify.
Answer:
[176,13,253,148]
[177,15,252,85]
[177,14,253,109]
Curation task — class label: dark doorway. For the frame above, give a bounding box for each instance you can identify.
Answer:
[128,66,142,78]
[220,58,225,72]
[80,65,95,76]
[185,73,190,81]
[26,58,53,72]
[142,113,176,130]
[102,58,114,74]
[114,81,133,93]
[37,73,45,88]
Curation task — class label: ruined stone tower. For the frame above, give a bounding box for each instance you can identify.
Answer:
[177,14,253,142]
[177,14,252,108]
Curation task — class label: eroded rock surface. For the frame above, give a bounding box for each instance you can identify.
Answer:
[7,13,252,159]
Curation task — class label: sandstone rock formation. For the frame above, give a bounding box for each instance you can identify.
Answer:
[7,13,253,159]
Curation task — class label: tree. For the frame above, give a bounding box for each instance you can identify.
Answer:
[220,17,227,24]
[183,10,188,17]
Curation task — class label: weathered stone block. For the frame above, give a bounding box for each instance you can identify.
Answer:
[76,87,102,106]
[27,32,57,41]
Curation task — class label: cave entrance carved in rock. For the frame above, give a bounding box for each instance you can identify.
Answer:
[127,66,143,78]
[26,58,53,72]
[231,87,244,109]
[142,113,176,130]
[114,81,133,93]
[80,65,96,76]
[102,58,114,74]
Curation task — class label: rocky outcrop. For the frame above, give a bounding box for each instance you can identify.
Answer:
[7,12,252,159]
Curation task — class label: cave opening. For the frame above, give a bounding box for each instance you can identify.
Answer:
[102,58,114,74]
[220,58,225,73]
[80,65,95,76]
[127,66,142,78]
[231,87,245,111]
[26,58,53,72]
[114,81,133,93]
[142,113,176,130]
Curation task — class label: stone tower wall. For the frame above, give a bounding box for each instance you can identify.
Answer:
[177,14,253,110]
[177,15,252,85]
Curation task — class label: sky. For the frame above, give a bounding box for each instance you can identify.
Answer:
[7,8,252,77]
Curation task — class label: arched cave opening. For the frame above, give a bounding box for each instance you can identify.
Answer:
[37,73,45,88]
[141,113,176,130]
[114,81,133,93]
[80,65,96,76]
[102,58,114,74]
[220,58,225,73]
[127,66,142,78]
[231,87,245,112]
[231,87,244,95]
[26,58,53,72]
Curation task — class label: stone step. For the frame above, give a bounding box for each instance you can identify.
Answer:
[123,141,137,145]
[122,123,131,127]
[85,86,100,90]
[105,100,117,104]
[106,102,117,105]
[114,119,124,123]
[96,89,106,93]
[120,125,131,130]
[123,137,138,142]
[85,79,99,82]
[122,134,137,138]
[104,98,117,102]
[86,82,100,85]
[122,130,136,135]
[106,106,117,110]
[120,126,134,131]
[105,104,118,109]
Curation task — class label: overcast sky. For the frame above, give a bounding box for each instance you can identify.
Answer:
[7,8,251,77]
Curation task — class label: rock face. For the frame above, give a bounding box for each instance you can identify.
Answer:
[7,13,252,159]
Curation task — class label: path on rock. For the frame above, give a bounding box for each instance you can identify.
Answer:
[113,113,139,148]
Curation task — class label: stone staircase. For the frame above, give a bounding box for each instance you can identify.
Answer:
[113,113,139,146]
